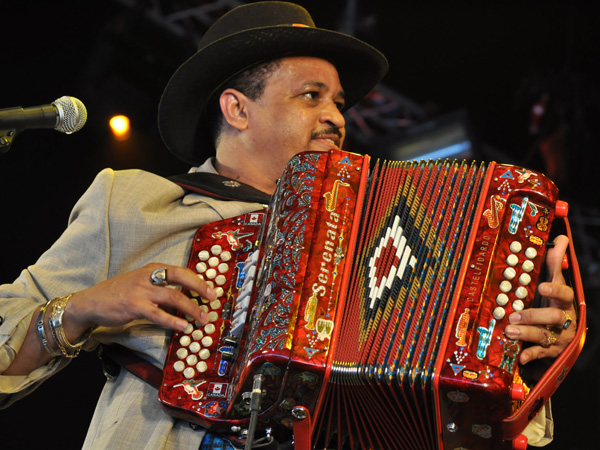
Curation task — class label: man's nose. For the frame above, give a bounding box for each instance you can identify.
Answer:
[321,101,346,130]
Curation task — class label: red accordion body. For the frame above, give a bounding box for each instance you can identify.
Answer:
[159,149,586,449]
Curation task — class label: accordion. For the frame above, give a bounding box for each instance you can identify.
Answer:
[159,149,586,449]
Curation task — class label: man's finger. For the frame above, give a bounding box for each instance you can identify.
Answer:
[508,307,568,328]
[148,264,216,301]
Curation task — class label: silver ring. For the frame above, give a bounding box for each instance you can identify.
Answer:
[150,267,168,286]
[561,311,573,330]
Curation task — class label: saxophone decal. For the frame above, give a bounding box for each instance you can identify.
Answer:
[483,194,505,229]
[476,319,496,360]
[323,179,351,212]
[508,197,529,234]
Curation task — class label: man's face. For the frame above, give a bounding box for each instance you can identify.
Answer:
[245,56,346,175]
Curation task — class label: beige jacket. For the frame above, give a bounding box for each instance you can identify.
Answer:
[0,161,262,448]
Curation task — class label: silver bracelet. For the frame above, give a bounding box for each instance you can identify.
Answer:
[36,301,60,357]
[48,294,92,358]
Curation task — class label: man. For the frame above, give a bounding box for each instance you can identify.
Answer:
[0,2,577,449]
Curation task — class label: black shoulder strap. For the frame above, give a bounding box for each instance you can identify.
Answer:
[168,172,271,204]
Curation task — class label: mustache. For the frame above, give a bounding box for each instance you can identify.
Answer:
[311,127,342,140]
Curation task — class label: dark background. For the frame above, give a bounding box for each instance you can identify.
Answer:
[1,1,597,448]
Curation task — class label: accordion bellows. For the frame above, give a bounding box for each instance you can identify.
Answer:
[160,149,586,449]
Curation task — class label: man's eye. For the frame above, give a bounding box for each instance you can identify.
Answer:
[303,91,319,100]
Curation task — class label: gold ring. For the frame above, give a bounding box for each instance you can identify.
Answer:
[542,330,557,348]
[561,310,573,330]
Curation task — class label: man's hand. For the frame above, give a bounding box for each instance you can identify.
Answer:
[3,263,214,376]
[504,235,577,364]
[63,263,215,342]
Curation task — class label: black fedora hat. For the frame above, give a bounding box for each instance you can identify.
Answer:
[158,1,388,165]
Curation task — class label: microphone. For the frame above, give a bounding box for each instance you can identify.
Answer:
[0,96,87,134]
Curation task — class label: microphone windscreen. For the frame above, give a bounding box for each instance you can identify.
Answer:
[53,96,87,134]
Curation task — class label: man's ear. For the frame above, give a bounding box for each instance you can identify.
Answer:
[219,88,249,131]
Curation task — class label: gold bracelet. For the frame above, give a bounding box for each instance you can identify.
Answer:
[36,301,60,357]
[48,294,93,358]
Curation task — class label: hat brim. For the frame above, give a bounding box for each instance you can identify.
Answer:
[158,25,388,165]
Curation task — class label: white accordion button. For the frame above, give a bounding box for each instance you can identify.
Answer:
[215,275,227,286]
[189,341,201,353]
[199,348,211,360]
[208,311,219,322]
[192,329,204,341]
[218,262,229,274]
[186,354,199,366]
[519,273,532,286]
[509,241,522,253]
[198,250,210,261]
[503,267,517,280]
[496,293,509,306]
[525,247,538,259]
[179,335,191,347]
[493,307,506,320]
[211,245,222,255]
[215,287,225,298]
[515,286,528,299]
[183,367,195,379]
[173,361,185,372]
[205,268,217,279]
[196,361,208,372]
[183,323,194,334]
[522,260,535,273]
[210,299,222,310]
[208,256,220,267]
[506,254,519,267]
[195,262,207,273]
[204,323,216,335]
[176,348,188,360]
[220,251,232,262]
[499,280,512,293]
[512,300,525,311]
[201,336,214,347]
